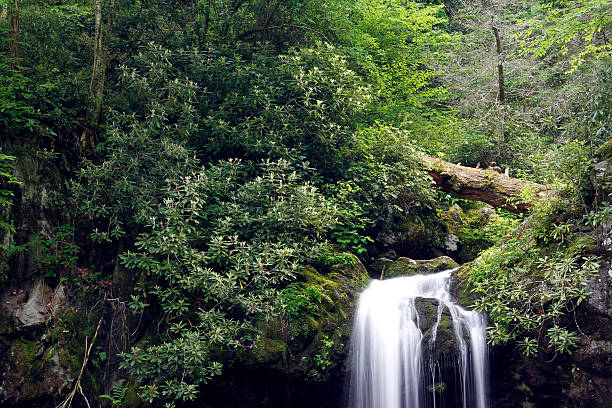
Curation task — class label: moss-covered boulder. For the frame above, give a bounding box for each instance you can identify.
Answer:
[237,254,369,377]
[398,214,427,250]
[596,139,612,160]
[416,298,464,362]
[449,264,477,308]
[385,256,459,279]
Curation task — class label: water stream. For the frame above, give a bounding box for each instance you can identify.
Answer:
[348,270,488,408]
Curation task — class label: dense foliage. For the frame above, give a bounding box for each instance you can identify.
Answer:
[1,0,610,406]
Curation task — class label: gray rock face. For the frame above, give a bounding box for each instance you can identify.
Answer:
[1,279,67,329]
[444,234,459,252]
[592,160,612,192]
[586,258,612,316]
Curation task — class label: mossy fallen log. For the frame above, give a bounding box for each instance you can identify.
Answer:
[417,153,552,213]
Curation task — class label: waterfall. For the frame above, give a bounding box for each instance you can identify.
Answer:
[348,270,488,408]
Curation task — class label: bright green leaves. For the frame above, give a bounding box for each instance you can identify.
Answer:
[517,0,612,73]
[333,0,452,123]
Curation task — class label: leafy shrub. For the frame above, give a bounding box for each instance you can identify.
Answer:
[117,159,336,403]
[467,193,601,356]
[29,225,79,278]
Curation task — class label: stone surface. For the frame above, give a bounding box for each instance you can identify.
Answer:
[596,139,612,160]
[416,298,464,362]
[586,258,612,316]
[385,256,459,279]
[592,160,612,194]
[1,279,67,330]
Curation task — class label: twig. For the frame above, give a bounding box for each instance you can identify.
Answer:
[57,318,103,408]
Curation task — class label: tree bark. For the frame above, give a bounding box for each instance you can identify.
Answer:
[491,22,505,103]
[417,153,551,213]
[8,0,20,71]
[81,0,114,153]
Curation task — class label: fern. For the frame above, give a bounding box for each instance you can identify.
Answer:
[100,379,127,406]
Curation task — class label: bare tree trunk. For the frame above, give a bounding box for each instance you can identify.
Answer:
[81,0,115,153]
[8,0,20,71]
[491,21,505,103]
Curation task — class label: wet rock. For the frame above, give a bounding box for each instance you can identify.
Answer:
[385,256,459,279]
[592,160,612,194]
[368,257,394,278]
[416,298,464,361]
[444,234,459,252]
[586,258,612,316]
[449,264,476,308]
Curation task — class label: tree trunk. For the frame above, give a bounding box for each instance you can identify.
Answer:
[81,0,114,153]
[416,153,551,213]
[8,0,20,71]
[491,22,505,103]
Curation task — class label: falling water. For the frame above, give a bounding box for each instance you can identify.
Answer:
[348,270,488,408]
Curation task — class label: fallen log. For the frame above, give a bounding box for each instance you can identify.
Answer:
[416,153,552,213]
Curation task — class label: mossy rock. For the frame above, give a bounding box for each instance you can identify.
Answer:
[0,338,75,404]
[368,257,394,278]
[449,264,476,308]
[440,204,464,234]
[399,214,426,244]
[245,254,369,381]
[596,139,612,160]
[416,298,463,361]
[567,234,599,256]
[252,337,288,367]
[385,256,459,279]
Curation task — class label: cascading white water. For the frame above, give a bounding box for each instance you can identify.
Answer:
[348,270,488,408]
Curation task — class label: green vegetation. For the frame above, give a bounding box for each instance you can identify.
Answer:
[0,0,610,406]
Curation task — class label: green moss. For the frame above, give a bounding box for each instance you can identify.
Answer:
[385,256,459,278]
[567,234,598,256]
[247,255,369,379]
[253,337,288,366]
[452,264,476,307]
[121,379,144,408]
[596,139,612,159]
[2,340,53,400]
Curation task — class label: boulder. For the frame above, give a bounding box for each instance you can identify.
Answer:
[596,139,612,160]
[385,256,459,279]
[416,298,464,362]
